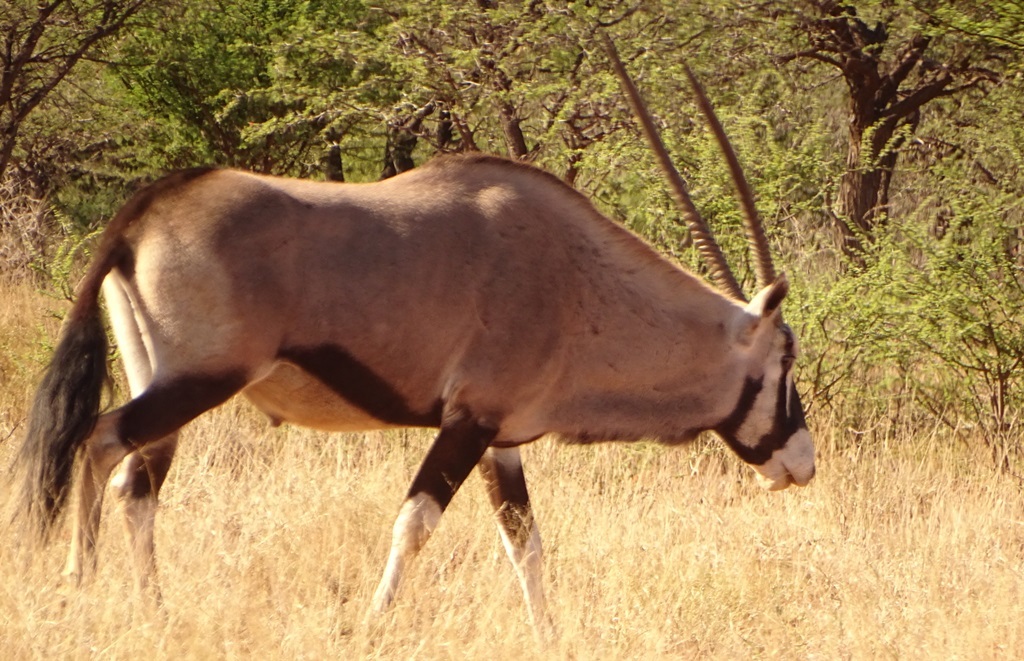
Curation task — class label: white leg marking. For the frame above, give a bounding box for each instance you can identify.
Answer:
[497,518,548,629]
[102,273,155,395]
[370,492,442,614]
[486,447,551,633]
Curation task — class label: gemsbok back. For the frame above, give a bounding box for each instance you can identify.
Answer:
[16,40,814,633]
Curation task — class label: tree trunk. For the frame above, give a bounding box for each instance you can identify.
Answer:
[498,101,529,159]
[381,103,435,180]
[783,3,992,265]
[836,115,901,259]
[324,145,344,182]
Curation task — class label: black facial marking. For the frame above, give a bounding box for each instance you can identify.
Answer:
[714,377,774,465]
[786,382,808,434]
[118,371,248,447]
[716,378,806,466]
[783,329,795,358]
[408,412,498,510]
[713,324,810,466]
[279,345,443,427]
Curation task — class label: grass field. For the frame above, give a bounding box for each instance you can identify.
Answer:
[1,278,1023,659]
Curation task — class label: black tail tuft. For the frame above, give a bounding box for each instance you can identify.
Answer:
[16,305,109,540]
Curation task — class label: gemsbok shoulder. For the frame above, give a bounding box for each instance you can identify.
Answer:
[16,40,814,632]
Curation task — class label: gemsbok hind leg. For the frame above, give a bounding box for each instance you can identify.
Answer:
[64,273,156,585]
[478,446,550,633]
[109,435,178,601]
[369,410,498,616]
[102,274,180,600]
[62,372,247,586]
[62,412,136,585]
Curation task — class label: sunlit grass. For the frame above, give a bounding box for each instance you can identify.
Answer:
[1,278,1022,659]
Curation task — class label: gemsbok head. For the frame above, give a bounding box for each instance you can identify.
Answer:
[15,37,814,634]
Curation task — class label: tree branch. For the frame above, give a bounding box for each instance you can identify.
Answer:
[775,48,844,68]
[0,0,151,178]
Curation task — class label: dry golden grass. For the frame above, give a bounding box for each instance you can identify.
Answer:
[1,278,1023,659]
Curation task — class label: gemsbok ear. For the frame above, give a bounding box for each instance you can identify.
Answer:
[746,272,789,320]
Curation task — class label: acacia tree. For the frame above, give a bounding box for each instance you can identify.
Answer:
[111,0,404,178]
[371,1,647,181]
[777,0,999,260]
[0,0,151,181]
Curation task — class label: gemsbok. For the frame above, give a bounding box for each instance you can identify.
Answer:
[16,39,814,631]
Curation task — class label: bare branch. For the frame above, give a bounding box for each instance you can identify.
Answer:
[0,0,152,178]
[775,48,844,68]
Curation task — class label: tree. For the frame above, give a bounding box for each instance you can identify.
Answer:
[0,0,151,181]
[370,1,641,179]
[113,0,395,177]
[777,0,1000,260]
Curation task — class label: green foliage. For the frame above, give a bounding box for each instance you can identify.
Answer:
[4,0,1024,466]
[792,180,1024,465]
[114,0,392,176]
[29,212,102,304]
[0,0,153,181]
[913,0,1024,50]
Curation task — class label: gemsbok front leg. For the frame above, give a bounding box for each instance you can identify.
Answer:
[369,410,498,615]
[477,446,550,632]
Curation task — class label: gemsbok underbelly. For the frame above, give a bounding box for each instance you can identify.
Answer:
[15,38,815,633]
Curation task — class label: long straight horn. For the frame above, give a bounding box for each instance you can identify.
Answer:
[682,66,777,290]
[601,34,746,302]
